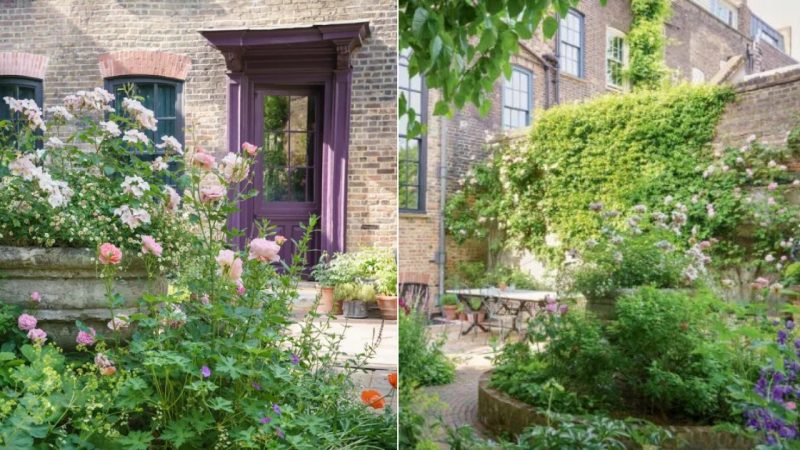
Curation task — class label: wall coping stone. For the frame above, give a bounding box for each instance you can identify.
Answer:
[736,64,800,92]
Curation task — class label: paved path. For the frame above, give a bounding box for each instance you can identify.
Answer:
[291,282,398,408]
[420,322,504,436]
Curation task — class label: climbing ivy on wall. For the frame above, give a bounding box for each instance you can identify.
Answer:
[626,0,671,89]
[447,85,739,263]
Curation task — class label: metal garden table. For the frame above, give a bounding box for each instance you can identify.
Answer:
[446,288,558,335]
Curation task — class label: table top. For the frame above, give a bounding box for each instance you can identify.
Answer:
[446,288,557,302]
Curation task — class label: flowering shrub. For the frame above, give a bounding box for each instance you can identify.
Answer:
[0,89,191,273]
[0,91,396,448]
[734,319,800,448]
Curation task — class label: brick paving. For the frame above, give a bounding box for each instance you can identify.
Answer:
[420,322,505,436]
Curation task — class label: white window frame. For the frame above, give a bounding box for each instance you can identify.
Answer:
[502,65,533,130]
[693,0,738,28]
[605,28,628,90]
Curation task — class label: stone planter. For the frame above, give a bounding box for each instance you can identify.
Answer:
[376,295,397,320]
[478,371,754,450]
[316,286,334,314]
[343,300,368,319]
[0,246,165,349]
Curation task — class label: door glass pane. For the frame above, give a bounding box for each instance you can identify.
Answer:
[262,94,316,203]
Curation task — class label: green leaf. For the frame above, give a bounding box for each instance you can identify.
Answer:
[0,351,15,361]
[486,0,504,15]
[433,100,450,117]
[411,7,429,34]
[542,16,559,38]
[207,396,234,412]
[161,420,195,448]
[508,0,524,17]
[19,344,35,362]
[430,35,443,61]
[118,431,154,450]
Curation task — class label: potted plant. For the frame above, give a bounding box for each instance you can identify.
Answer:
[468,298,486,323]
[333,283,355,315]
[311,256,335,314]
[440,293,459,320]
[344,283,375,319]
[457,303,468,321]
[375,259,398,320]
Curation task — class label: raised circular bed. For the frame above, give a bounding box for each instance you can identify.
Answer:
[477,371,755,450]
[0,246,165,348]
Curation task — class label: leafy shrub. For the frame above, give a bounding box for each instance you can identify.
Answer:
[445,413,672,450]
[492,288,751,423]
[440,294,459,306]
[399,386,446,449]
[399,309,455,386]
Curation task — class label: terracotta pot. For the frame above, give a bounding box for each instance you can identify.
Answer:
[317,286,334,314]
[376,295,397,320]
[333,298,344,315]
[459,311,469,321]
[442,304,458,320]
[343,300,369,319]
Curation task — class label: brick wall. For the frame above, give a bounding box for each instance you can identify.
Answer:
[0,0,396,252]
[715,64,800,151]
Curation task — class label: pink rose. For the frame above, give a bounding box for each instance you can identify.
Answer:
[30,291,41,303]
[18,313,37,331]
[752,277,770,290]
[274,235,287,246]
[165,186,181,213]
[249,238,281,263]
[76,327,96,346]
[98,243,122,265]
[242,142,258,156]
[141,235,163,257]
[216,249,243,281]
[768,182,778,191]
[236,280,246,296]
[192,150,216,170]
[198,173,226,203]
[27,328,47,344]
[787,402,797,411]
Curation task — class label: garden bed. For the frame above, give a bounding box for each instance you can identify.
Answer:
[478,371,754,450]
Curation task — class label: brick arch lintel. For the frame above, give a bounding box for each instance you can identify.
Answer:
[0,52,49,80]
[98,51,192,81]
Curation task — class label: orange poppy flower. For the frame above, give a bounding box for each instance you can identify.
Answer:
[388,372,397,389]
[360,389,385,409]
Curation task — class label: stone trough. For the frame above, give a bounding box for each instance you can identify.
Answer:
[0,246,165,348]
[477,371,755,450]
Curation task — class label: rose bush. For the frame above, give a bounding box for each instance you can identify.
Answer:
[0,91,396,448]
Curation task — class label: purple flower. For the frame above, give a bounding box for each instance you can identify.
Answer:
[201,365,211,378]
[778,329,788,346]
[259,416,271,425]
[252,382,262,391]
[291,353,300,365]
[272,403,281,415]
[558,304,569,315]
[545,302,558,314]
[275,427,285,439]
[788,320,796,330]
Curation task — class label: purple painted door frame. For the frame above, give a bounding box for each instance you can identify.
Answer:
[201,22,370,256]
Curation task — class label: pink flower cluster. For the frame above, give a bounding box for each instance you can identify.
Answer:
[76,327,96,346]
[141,235,163,257]
[18,313,46,344]
[216,249,243,282]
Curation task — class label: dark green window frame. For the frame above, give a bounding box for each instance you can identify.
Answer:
[0,77,44,146]
[104,76,184,154]
[399,50,427,213]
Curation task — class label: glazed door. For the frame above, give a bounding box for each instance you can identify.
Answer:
[253,89,322,267]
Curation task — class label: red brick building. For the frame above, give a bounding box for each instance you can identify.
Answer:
[0,0,397,260]
[399,0,797,299]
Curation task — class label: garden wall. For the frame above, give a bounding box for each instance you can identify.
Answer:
[715,64,800,154]
[0,0,397,251]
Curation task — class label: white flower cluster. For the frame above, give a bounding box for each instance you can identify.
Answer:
[46,106,74,122]
[8,154,73,208]
[123,129,149,145]
[121,176,150,198]
[63,88,115,112]
[121,98,158,131]
[113,205,151,230]
[219,152,251,183]
[3,97,46,132]
[156,135,183,155]
[100,120,121,137]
